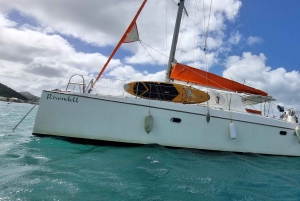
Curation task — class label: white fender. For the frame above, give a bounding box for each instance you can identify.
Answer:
[287,116,296,123]
[295,126,300,143]
[144,111,153,134]
[229,122,237,140]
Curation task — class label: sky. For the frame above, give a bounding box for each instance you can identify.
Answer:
[0,0,299,113]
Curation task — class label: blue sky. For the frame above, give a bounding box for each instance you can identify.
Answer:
[238,0,300,71]
[0,0,299,111]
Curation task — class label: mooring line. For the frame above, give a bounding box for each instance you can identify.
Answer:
[13,103,37,131]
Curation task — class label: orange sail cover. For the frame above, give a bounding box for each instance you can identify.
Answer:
[170,63,268,96]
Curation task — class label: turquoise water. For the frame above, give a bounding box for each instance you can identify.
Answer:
[1,101,300,200]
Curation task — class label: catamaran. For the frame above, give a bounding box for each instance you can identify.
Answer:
[32,0,300,156]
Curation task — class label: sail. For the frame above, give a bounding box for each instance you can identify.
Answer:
[123,23,139,43]
[91,0,147,88]
[170,63,268,96]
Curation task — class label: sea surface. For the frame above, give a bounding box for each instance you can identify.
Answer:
[1,101,300,201]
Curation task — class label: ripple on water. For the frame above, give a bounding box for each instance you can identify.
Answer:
[1,102,300,200]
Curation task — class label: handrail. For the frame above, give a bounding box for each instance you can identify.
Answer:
[66,74,86,93]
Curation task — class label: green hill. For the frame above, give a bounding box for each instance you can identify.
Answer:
[19,92,39,102]
[0,83,28,101]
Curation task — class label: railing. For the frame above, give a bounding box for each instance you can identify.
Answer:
[92,78,129,97]
[65,76,297,121]
[66,74,86,93]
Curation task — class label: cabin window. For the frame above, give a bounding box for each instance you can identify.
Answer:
[171,118,181,123]
[279,131,287,135]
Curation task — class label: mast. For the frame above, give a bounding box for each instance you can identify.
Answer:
[165,0,185,83]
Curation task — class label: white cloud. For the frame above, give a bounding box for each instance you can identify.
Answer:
[0,13,16,27]
[229,31,241,45]
[247,36,262,45]
[0,0,298,113]
[107,65,165,82]
[0,14,119,96]
[0,0,242,66]
[224,52,269,85]
[224,52,300,110]
[0,0,138,46]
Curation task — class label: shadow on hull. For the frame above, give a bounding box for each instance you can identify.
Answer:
[32,133,269,157]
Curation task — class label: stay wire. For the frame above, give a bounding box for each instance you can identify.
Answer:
[193,0,196,67]
[140,40,159,64]
[148,83,151,112]
[176,0,191,55]
[242,3,268,93]
[165,0,168,59]
[203,0,213,112]
[204,0,212,51]
[140,41,169,58]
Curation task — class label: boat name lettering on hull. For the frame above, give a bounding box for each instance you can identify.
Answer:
[46,94,78,103]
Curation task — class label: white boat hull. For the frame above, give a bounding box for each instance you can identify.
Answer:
[33,91,300,156]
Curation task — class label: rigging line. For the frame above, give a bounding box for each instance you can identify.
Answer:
[13,103,37,131]
[195,0,212,55]
[248,103,257,110]
[203,0,213,85]
[204,50,210,111]
[92,0,147,88]
[193,0,196,67]
[202,0,206,34]
[176,0,191,54]
[203,0,213,111]
[242,3,268,93]
[219,59,248,84]
[157,84,165,101]
[290,96,296,105]
[194,0,204,34]
[271,103,275,118]
[166,0,168,59]
[266,101,271,117]
[224,67,247,84]
[140,41,158,64]
[176,64,256,93]
[194,0,207,57]
[228,94,233,121]
[140,41,169,58]
[204,0,212,50]
[148,84,151,112]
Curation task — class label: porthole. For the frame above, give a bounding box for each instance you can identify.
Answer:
[171,118,181,123]
[279,131,287,135]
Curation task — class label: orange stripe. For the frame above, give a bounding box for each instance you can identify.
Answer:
[246,108,262,115]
